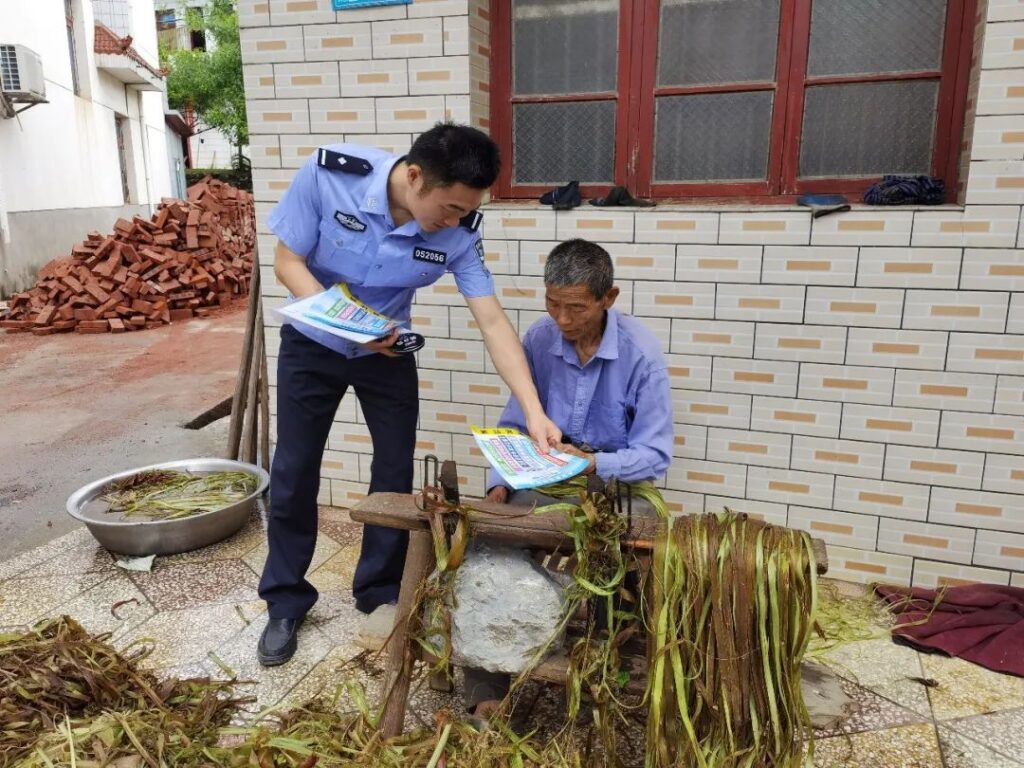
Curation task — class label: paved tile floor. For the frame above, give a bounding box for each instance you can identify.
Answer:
[2,505,1022,766]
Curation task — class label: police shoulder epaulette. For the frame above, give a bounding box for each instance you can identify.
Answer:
[316,148,373,176]
[460,210,483,232]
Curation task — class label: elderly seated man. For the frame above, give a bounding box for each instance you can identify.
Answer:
[464,237,674,718]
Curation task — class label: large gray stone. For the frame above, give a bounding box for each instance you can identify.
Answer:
[444,542,568,674]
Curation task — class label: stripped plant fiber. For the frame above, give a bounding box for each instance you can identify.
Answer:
[0,616,246,766]
[646,512,818,768]
[101,470,257,520]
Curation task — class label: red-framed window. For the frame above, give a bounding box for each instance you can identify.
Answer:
[490,0,976,202]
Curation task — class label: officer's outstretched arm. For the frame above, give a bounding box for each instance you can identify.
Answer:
[466,294,562,452]
[274,240,324,298]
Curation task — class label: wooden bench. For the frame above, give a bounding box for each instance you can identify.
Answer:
[350,467,829,737]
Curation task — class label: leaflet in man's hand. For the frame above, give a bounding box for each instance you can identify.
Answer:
[472,426,589,491]
[276,284,403,344]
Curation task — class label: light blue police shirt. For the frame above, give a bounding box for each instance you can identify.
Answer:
[486,309,674,487]
[268,144,494,357]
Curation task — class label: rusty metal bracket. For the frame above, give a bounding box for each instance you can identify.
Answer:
[422,454,440,489]
[618,482,634,543]
[420,455,463,550]
[420,454,446,513]
[585,474,634,539]
[439,459,460,505]
[438,460,462,544]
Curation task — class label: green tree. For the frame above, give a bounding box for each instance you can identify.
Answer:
[164,0,247,151]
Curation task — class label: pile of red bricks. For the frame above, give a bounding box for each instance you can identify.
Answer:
[0,178,255,335]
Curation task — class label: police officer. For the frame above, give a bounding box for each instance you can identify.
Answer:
[257,123,561,666]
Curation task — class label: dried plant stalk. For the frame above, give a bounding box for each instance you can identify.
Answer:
[646,512,818,768]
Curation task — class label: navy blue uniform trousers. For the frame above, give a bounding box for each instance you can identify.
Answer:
[259,324,417,619]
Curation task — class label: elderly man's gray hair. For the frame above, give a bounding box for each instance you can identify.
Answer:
[544,239,614,299]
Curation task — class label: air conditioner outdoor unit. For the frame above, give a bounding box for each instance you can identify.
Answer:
[0,44,46,102]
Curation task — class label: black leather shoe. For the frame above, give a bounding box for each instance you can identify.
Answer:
[590,185,656,207]
[257,617,304,666]
[539,180,581,210]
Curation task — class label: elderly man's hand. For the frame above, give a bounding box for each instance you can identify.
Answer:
[486,485,510,504]
[561,444,597,475]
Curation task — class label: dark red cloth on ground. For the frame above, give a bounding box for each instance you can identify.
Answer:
[874,584,1024,677]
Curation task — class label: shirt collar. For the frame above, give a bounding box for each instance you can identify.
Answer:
[360,155,437,238]
[358,154,402,224]
[550,309,621,365]
[595,309,620,361]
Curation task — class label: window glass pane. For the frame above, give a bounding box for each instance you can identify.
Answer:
[800,80,938,178]
[658,0,780,87]
[808,0,947,77]
[654,91,774,182]
[513,101,617,184]
[513,0,618,96]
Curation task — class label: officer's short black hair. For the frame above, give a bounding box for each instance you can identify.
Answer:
[544,239,614,300]
[407,122,500,190]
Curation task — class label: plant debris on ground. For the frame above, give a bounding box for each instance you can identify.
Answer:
[0,617,245,766]
[0,505,890,766]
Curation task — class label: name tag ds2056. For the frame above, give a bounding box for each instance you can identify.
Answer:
[412,247,447,265]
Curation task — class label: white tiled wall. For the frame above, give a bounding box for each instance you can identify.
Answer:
[243,0,1024,590]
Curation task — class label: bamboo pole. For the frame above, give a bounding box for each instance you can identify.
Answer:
[259,319,271,471]
[226,269,261,460]
[240,301,263,465]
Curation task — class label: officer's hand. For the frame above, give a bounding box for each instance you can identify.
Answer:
[486,485,510,504]
[526,413,562,455]
[561,444,597,475]
[362,328,401,358]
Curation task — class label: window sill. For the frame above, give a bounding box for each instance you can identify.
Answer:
[482,200,966,214]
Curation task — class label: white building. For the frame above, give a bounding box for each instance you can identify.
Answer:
[156,0,242,169]
[191,122,238,169]
[0,0,175,297]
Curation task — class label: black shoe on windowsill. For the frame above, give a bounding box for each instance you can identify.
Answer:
[539,180,581,210]
[257,617,304,666]
[590,185,656,207]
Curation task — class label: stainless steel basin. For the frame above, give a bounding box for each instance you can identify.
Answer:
[66,458,269,556]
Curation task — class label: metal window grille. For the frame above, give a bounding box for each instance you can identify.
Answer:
[0,45,20,91]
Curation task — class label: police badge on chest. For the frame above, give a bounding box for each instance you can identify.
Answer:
[334,211,367,232]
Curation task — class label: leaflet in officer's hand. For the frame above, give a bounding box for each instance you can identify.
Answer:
[472,425,590,491]
[276,284,405,344]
